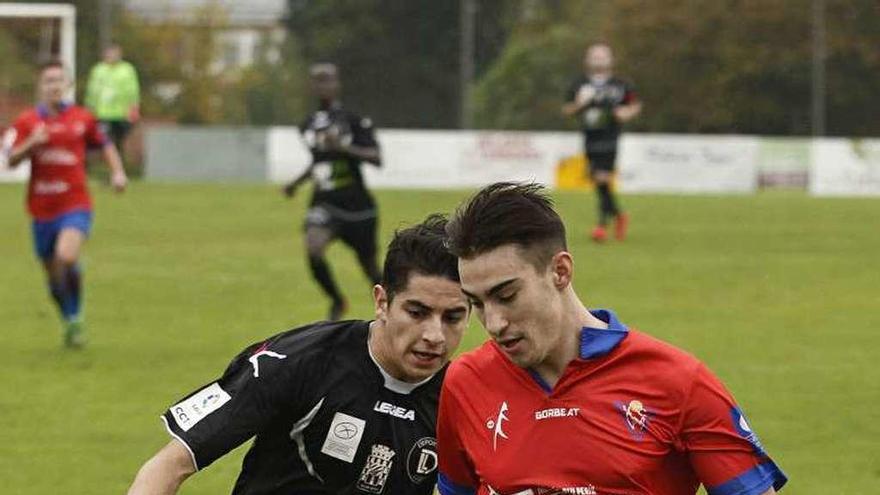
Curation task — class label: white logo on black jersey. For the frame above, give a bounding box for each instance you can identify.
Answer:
[406,437,437,483]
[373,400,416,421]
[357,444,395,493]
[248,343,287,378]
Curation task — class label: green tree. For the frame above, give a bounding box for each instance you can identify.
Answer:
[286,0,514,128]
[474,0,880,136]
[470,0,610,130]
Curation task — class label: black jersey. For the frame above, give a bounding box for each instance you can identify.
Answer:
[301,103,379,213]
[162,320,444,495]
[565,75,637,154]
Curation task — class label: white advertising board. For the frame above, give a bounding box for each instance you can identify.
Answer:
[809,138,880,197]
[267,129,581,189]
[617,134,759,194]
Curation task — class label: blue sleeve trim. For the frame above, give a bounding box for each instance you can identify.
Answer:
[438,472,477,495]
[707,460,788,495]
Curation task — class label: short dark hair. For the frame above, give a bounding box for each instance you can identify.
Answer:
[446,182,567,268]
[38,59,65,74]
[382,214,459,300]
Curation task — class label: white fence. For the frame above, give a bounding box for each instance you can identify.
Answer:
[5,125,879,197]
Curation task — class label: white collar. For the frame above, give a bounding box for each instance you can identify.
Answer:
[367,334,435,395]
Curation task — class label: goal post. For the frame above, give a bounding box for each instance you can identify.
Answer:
[0,3,76,176]
[0,3,76,83]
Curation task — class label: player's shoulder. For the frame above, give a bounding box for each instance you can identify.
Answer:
[14,108,40,124]
[611,76,635,88]
[342,108,374,129]
[568,74,588,89]
[67,104,97,119]
[618,329,702,384]
[261,319,371,357]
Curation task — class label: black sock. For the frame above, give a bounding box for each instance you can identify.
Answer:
[308,255,343,303]
[597,183,619,225]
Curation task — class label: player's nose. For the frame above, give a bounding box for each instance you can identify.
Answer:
[421,316,445,345]
[483,306,508,336]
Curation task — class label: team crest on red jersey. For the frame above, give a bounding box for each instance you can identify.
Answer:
[615,399,651,440]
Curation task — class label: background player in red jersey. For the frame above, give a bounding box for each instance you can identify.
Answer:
[7,60,127,347]
[563,43,641,243]
[437,183,786,495]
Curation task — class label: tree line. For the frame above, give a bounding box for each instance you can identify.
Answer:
[14,0,879,137]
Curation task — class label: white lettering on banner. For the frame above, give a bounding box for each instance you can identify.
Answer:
[170,382,232,432]
[373,400,416,421]
[618,134,759,194]
[534,407,580,420]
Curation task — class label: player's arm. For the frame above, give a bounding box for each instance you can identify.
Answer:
[613,85,642,123]
[127,439,195,495]
[342,115,381,166]
[561,98,589,117]
[282,163,315,198]
[101,142,128,192]
[139,331,316,489]
[8,123,48,168]
[342,142,381,164]
[562,82,593,117]
[86,113,127,192]
[613,100,642,122]
[125,63,141,122]
[680,363,787,495]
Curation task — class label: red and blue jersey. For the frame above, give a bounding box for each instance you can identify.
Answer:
[12,103,108,221]
[437,310,786,495]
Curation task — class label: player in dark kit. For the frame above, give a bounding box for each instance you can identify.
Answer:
[283,63,382,320]
[127,215,470,495]
[563,43,641,243]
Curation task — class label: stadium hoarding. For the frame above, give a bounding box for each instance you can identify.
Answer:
[267,128,580,188]
[617,134,759,194]
[809,138,880,197]
[157,125,880,196]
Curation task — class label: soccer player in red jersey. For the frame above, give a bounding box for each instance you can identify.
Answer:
[7,60,127,347]
[437,183,786,495]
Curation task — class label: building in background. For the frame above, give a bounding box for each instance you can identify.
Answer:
[122,0,287,73]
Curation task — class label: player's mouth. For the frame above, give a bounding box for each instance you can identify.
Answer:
[496,336,524,354]
[410,350,443,367]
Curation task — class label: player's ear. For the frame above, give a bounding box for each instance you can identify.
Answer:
[551,251,573,289]
[373,284,389,320]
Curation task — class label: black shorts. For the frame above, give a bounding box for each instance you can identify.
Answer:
[587,151,618,175]
[304,204,377,258]
[99,120,132,147]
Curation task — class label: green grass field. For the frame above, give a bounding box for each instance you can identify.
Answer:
[1,182,878,494]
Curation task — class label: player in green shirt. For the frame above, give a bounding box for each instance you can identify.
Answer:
[85,43,140,158]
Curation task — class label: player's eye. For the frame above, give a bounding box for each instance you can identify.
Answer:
[443,313,464,324]
[407,309,427,319]
[497,292,517,304]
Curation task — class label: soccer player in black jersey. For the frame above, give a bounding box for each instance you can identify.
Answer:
[127,215,469,495]
[283,63,382,320]
[563,43,641,243]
